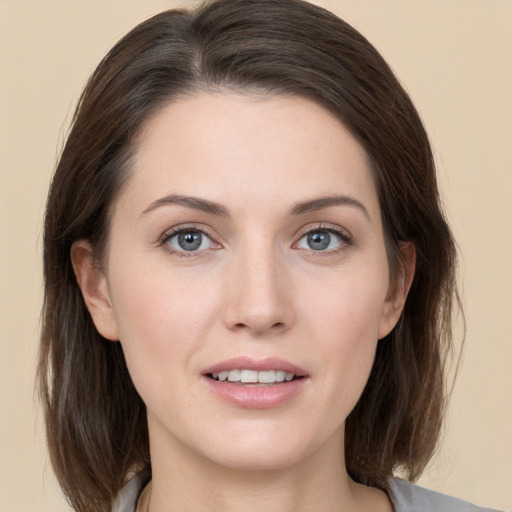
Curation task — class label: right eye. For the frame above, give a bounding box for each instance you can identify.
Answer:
[163,228,216,253]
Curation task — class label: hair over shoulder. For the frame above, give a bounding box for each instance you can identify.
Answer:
[39,1,459,510]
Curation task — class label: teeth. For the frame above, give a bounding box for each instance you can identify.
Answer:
[212,369,297,384]
[240,370,258,383]
[227,370,241,382]
[258,370,275,383]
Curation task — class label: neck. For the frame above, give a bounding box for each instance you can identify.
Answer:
[144,420,389,512]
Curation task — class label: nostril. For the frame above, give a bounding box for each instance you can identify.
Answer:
[223,301,293,334]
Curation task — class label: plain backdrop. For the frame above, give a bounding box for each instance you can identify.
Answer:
[0,1,510,511]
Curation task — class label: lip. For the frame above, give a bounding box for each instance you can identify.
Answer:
[202,356,308,376]
[201,357,309,409]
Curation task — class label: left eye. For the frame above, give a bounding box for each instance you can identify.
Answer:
[165,229,215,252]
[296,229,345,251]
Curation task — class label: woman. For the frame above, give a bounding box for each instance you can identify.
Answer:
[38,0,501,511]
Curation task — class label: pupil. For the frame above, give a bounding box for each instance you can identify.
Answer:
[307,231,330,250]
[178,231,202,251]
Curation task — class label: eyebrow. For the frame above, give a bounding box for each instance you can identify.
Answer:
[141,193,370,221]
[141,194,229,217]
[289,195,371,221]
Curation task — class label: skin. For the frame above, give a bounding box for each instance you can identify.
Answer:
[72,92,415,512]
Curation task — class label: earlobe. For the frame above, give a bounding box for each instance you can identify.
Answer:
[70,240,120,341]
[378,241,416,340]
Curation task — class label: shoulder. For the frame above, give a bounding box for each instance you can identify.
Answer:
[387,478,503,512]
[112,473,504,512]
[112,471,151,512]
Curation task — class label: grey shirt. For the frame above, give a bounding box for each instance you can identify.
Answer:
[113,472,502,511]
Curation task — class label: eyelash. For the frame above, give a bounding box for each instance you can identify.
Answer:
[159,224,220,258]
[159,223,352,258]
[294,224,352,256]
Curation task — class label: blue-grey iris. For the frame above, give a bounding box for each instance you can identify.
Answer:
[178,231,202,251]
[307,231,330,250]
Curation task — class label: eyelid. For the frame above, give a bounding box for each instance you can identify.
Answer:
[294,223,352,242]
[159,223,222,253]
[157,222,351,256]
[293,223,353,252]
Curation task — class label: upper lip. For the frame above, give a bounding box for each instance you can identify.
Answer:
[202,357,308,377]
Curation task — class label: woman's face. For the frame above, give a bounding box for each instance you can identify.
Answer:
[78,92,408,472]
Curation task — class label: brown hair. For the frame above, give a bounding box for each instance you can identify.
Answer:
[39,0,458,510]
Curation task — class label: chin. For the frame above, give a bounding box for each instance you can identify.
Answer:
[198,426,324,473]
[208,450,304,473]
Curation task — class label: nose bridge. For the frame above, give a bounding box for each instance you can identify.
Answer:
[223,234,292,335]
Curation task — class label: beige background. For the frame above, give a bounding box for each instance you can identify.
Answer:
[0,1,510,511]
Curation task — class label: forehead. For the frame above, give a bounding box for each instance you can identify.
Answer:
[118,92,379,219]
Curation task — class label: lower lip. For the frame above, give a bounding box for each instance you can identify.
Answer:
[203,377,309,409]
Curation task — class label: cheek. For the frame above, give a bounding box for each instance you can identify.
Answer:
[299,257,389,340]
[110,251,216,331]
[106,258,219,383]
[107,272,211,424]
[298,264,388,407]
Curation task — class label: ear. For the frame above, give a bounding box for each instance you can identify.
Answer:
[70,240,120,341]
[378,241,416,340]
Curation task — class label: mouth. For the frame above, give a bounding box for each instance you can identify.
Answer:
[208,369,304,385]
[202,357,308,383]
[201,357,309,407]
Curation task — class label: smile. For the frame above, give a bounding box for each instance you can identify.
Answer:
[210,369,298,384]
[202,357,309,408]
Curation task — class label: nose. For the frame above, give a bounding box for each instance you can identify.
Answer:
[222,242,294,337]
